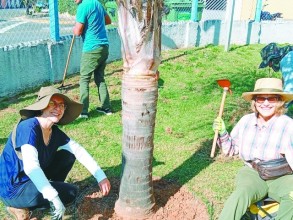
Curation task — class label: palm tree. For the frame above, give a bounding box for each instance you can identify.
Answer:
[114,0,162,218]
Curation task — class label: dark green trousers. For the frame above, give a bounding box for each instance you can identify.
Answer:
[219,166,293,220]
[80,45,111,114]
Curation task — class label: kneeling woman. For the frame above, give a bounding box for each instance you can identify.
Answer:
[0,86,111,220]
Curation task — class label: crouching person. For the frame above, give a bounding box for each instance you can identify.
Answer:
[213,78,293,220]
[0,86,111,220]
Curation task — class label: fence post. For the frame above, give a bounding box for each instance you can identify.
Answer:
[255,0,262,22]
[191,0,199,22]
[49,0,60,41]
[224,0,236,52]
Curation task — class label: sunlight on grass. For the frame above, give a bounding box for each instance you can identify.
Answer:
[0,44,282,219]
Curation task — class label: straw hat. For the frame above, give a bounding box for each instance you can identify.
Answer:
[20,86,83,125]
[242,78,293,102]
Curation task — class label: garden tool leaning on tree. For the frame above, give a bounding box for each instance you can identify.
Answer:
[210,79,232,158]
[58,35,75,90]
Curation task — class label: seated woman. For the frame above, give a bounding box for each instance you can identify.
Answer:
[213,78,293,220]
[0,86,111,220]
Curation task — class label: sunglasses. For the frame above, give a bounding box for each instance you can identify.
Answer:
[254,96,280,104]
[48,101,67,110]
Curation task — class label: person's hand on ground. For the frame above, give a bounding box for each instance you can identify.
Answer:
[99,178,111,196]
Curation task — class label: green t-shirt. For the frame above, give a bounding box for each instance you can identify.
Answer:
[76,0,109,52]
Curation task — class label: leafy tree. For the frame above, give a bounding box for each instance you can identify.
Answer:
[114,0,162,218]
[58,0,77,15]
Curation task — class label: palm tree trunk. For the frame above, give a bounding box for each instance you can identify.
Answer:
[115,74,158,218]
[114,0,162,218]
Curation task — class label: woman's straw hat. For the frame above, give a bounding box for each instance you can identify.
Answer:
[242,78,293,102]
[20,86,82,125]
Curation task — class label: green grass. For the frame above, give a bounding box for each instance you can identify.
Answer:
[0,44,281,219]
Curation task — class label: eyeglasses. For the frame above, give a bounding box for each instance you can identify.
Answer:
[254,96,280,104]
[48,101,67,110]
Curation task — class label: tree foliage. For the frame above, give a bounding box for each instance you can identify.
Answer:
[58,0,77,15]
[58,0,110,15]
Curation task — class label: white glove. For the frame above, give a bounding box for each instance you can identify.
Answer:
[51,196,65,219]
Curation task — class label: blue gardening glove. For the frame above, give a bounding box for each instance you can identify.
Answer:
[213,117,227,135]
[50,196,65,220]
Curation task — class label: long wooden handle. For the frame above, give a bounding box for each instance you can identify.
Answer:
[210,87,229,158]
[61,35,75,85]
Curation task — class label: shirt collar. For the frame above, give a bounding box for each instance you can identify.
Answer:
[254,114,278,128]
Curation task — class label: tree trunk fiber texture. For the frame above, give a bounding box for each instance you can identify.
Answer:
[115,74,158,219]
[114,0,162,218]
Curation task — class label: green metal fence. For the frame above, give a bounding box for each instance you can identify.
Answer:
[163,0,204,22]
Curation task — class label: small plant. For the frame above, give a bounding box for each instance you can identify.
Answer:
[34,6,42,13]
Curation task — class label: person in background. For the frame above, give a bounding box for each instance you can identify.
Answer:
[213,78,293,220]
[0,86,111,220]
[73,0,112,119]
[259,43,293,110]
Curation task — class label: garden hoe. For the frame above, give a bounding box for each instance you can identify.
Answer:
[58,35,75,90]
[210,79,232,158]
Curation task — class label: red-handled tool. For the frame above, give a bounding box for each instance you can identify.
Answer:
[210,79,232,158]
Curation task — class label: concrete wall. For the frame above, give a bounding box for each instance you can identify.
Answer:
[1,20,293,98]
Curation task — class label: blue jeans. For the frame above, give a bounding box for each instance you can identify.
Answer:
[1,150,78,210]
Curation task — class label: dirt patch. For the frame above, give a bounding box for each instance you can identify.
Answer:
[76,177,209,220]
[6,177,209,220]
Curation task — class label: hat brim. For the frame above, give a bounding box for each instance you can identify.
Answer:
[242,92,293,102]
[20,93,83,125]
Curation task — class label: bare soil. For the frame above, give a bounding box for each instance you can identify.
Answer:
[75,177,209,220]
[4,177,208,220]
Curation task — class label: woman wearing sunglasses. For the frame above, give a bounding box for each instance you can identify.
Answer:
[259,43,293,113]
[0,86,111,220]
[213,78,293,220]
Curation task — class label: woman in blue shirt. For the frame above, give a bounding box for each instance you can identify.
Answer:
[0,86,111,220]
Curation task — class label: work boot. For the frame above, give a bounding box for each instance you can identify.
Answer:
[6,207,30,220]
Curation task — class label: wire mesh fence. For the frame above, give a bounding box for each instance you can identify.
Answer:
[202,0,226,20]
[0,0,292,47]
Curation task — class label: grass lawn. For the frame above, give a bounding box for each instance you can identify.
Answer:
[0,44,281,219]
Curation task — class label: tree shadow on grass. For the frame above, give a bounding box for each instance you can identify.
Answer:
[0,82,79,111]
[0,93,38,111]
[0,138,7,146]
[155,138,214,208]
